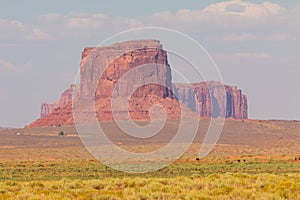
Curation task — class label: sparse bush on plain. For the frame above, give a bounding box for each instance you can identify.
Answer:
[58,131,65,136]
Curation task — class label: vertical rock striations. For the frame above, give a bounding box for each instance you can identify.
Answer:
[172,82,248,119]
[79,40,172,99]
[27,40,248,128]
[27,40,180,127]
[40,102,59,118]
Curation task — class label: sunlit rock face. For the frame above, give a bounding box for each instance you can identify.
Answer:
[172,82,248,119]
[27,40,248,128]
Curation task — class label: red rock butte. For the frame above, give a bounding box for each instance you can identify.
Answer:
[27,40,248,128]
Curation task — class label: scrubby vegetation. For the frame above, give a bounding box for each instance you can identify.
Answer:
[0,120,299,199]
[0,160,300,199]
[1,160,300,181]
[0,172,300,199]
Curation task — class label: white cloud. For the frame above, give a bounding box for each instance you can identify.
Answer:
[0,19,54,42]
[0,19,24,29]
[150,1,300,31]
[38,12,109,30]
[148,2,300,44]
[67,17,101,29]
[203,1,283,17]
[127,19,144,29]
[0,19,26,40]
[32,12,145,40]
[38,13,63,22]
[0,60,32,74]
[0,13,111,41]
[67,13,108,30]
[28,28,54,41]
[0,2,298,43]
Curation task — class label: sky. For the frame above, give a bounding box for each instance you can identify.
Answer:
[0,0,299,127]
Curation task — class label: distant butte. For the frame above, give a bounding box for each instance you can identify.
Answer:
[27,40,248,128]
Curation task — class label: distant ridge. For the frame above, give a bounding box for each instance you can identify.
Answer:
[0,127,12,130]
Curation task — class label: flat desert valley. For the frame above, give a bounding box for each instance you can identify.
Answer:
[0,119,299,199]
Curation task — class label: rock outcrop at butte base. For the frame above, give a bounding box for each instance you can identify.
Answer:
[40,102,59,118]
[27,40,248,128]
[40,85,75,118]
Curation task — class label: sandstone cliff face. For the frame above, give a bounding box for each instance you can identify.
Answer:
[79,40,172,99]
[27,40,181,128]
[40,85,75,118]
[27,40,248,128]
[95,49,172,99]
[40,102,59,118]
[172,82,248,119]
[59,84,75,107]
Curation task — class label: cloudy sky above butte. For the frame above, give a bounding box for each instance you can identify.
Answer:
[0,0,299,127]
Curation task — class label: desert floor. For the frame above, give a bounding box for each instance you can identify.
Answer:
[0,119,300,199]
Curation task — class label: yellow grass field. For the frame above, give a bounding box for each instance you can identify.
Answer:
[0,119,300,199]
